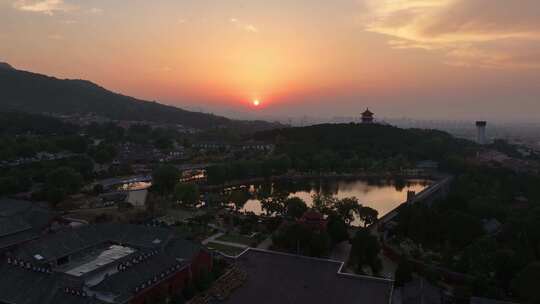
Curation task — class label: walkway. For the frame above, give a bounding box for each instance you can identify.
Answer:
[202,232,248,249]
[256,236,273,250]
[379,252,397,279]
[330,241,351,262]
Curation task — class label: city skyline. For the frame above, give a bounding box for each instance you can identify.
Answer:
[1,0,540,122]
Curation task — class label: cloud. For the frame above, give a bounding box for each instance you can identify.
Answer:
[59,19,76,24]
[47,34,64,40]
[230,17,259,34]
[363,0,540,68]
[13,0,75,15]
[88,7,103,14]
[244,24,259,33]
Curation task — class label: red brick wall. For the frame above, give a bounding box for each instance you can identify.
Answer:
[130,267,190,304]
[191,251,213,277]
[129,250,213,304]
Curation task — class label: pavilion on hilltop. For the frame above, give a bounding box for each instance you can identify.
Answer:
[361,108,374,124]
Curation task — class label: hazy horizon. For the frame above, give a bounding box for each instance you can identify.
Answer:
[2,0,540,122]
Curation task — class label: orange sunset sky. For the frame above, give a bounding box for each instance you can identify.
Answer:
[1,0,540,121]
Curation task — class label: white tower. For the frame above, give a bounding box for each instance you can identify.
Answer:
[476,121,487,145]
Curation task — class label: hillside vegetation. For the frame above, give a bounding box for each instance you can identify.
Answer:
[254,123,475,171]
[0,64,280,132]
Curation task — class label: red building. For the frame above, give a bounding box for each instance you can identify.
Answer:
[299,210,327,231]
[0,224,212,304]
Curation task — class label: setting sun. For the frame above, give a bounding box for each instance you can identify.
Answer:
[252,99,261,107]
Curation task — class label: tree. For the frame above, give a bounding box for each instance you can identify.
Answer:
[205,192,224,207]
[395,259,414,287]
[174,183,200,206]
[511,262,540,303]
[272,222,311,254]
[444,211,483,248]
[256,183,272,199]
[46,166,83,194]
[152,165,179,195]
[45,187,67,206]
[326,213,349,244]
[261,198,284,216]
[261,192,288,216]
[91,144,117,164]
[493,249,518,290]
[309,231,331,257]
[312,193,336,215]
[206,165,227,185]
[65,155,95,179]
[272,222,331,257]
[170,293,186,304]
[228,189,249,211]
[182,282,196,300]
[334,197,360,224]
[194,269,214,292]
[285,197,308,219]
[350,228,381,275]
[154,136,174,150]
[92,184,104,195]
[56,135,88,153]
[356,206,379,227]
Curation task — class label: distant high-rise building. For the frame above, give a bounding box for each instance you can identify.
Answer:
[361,108,374,124]
[476,121,487,145]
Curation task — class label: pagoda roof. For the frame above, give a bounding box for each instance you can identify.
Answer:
[362,108,374,116]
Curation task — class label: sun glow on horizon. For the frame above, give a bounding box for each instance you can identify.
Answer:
[4,0,540,120]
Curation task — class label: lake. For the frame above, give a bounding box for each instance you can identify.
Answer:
[238,178,431,224]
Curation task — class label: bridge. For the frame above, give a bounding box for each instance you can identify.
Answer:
[374,175,453,231]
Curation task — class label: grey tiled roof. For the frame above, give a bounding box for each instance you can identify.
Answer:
[0,199,37,217]
[1,223,202,304]
[470,297,517,304]
[48,292,107,304]
[401,278,443,304]
[0,264,105,304]
[92,251,188,302]
[223,249,393,304]
[11,223,173,263]
[0,199,56,250]
[165,237,204,260]
[0,216,31,237]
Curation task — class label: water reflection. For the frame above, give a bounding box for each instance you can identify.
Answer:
[115,181,151,207]
[116,181,152,191]
[240,178,430,219]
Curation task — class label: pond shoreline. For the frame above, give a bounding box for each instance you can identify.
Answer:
[208,174,433,225]
[200,172,438,192]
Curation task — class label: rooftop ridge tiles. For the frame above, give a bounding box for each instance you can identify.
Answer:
[235,248,394,283]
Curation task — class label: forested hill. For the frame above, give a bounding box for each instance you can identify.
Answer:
[0,112,76,135]
[0,63,281,132]
[254,123,476,165]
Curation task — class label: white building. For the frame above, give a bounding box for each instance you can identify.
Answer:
[476,121,487,145]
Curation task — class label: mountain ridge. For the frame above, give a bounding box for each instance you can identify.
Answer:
[0,62,15,70]
[0,64,282,132]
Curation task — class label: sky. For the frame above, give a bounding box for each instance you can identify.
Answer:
[1,0,540,122]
